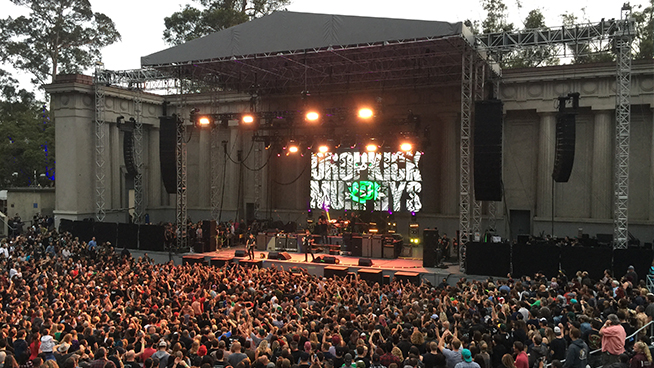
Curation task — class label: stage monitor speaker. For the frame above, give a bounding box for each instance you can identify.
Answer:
[313,256,337,264]
[268,251,280,259]
[234,250,246,257]
[358,258,373,267]
[474,99,503,201]
[351,236,363,257]
[279,252,292,260]
[123,131,138,176]
[159,116,177,194]
[423,229,439,267]
[552,112,576,182]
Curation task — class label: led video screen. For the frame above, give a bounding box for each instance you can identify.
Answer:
[310,151,422,212]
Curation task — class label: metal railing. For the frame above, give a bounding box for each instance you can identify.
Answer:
[545,320,654,368]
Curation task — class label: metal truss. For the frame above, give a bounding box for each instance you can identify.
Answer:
[133,87,144,224]
[152,37,468,95]
[471,59,485,238]
[459,50,474,248]
[176,79,189,251]
[210,127,221,221]
[253,142,262,219]
[210,89,221,221]
[94,65,107,222]
[475,19,623,54]
[613,7,633,249]
[96,68,177,91]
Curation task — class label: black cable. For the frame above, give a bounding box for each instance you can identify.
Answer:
[271,159,309,185]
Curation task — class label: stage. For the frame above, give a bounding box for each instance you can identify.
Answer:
[178,245,457,285]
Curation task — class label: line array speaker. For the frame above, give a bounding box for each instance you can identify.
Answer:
[159,116,177,194]
[474,100,503,201]
[123,131,138,176]
[552,112,576,182]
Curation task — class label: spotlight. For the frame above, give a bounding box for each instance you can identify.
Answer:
[357,108,374,120]
[305,111,320,122]
[241,114,255,125]
[400,142,413,152]
[287,140,299,154]
[197,116,212,126]
[365,143,378,152]
[318,145,329,153]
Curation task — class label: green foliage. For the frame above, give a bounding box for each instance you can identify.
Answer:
[0,72,54,188]
[633,0,654,59]
[163,0,291,46]
[0,0,121,86]
[503,9,560,68]
[481,0,514,34]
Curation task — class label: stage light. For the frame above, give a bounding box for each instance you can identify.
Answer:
[286,140,299,155]
[289,145,299,153]
[358,108,374,120]
[365,142,378,152]
[400,142,413,152]
[318,145,329,153]
[241,114,255,124]
[198,116,212,126]
[305,111,320,122]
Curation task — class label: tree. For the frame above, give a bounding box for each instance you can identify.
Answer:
[0,72,54,188]
[0,0,121,86]
[480,0,514,34]
[163,0,291,46]
[633,0,654,60]
[503,9,560,68]
[560,11,613,64]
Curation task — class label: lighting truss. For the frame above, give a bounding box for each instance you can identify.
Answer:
[613,7,633,249]
[94,65,107,222]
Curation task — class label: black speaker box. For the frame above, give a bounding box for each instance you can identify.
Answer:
[552,113,576,182]
[474,99,503,201]
[268,251,280,259]
[279,252,292,260]
[423,229,440,267]
[358,258,373,267]
[202,220,217,252]
[234,250,246,257]
[123,131,138,176]
[159,116,178,194]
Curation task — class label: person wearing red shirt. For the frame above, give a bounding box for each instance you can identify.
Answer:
[513,341,529,368]
[600,314,626,366]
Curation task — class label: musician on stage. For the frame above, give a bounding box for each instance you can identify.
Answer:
[246,233,256,260]
[303,229,315,262]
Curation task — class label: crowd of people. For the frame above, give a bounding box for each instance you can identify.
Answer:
[0,223,651,368]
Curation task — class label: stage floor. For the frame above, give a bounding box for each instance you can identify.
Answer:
[187,246,461,284]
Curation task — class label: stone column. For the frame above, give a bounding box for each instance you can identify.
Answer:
[591,110,613,219]
[536,113,556,218]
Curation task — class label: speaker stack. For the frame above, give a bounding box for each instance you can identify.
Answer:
[422,229,440,268]
[474,99,503,201]
[159,116,178,194]
[552,93,579,183]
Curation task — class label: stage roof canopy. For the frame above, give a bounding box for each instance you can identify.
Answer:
[142,11,479,93]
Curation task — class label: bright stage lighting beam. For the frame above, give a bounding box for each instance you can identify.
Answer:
[358,108,374,120]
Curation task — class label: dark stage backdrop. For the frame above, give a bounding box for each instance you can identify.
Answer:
[613,248,653,282]
[512,244,560,278]
[466,242,511,277]
[560,246,612,281]
[117,223,139,249]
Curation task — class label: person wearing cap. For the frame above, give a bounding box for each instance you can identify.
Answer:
[600,314,626,366]
[550,326,567,361]
[453,349,479,368]
[152,341,170,368]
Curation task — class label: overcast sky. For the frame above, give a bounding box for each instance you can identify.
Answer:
[3,0,645,90]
